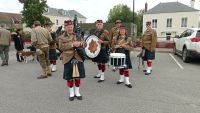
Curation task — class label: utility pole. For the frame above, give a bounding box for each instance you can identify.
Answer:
[133,0,135,24]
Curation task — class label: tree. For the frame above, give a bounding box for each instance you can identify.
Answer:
[107,4,144,36]
[136,9,145,36]
[107,4,132,22]
[19,0,51,27]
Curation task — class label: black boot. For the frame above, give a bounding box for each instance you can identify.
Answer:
[16,53,21,62]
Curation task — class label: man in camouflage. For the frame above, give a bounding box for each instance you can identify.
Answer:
[31,21,53,79]
[92,20,110,83]
[44,22,58,72]
[109,20,122,48]
[0,24,11,66]
[142,21,157,75]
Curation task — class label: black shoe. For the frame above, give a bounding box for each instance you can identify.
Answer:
[37,75,48,79]
[116,81,123,84]
[125,84,132,88]
[76,96,82,100]
[47,73,52,76]
[98,80,104,83]
[1,62,5,66]
[94,76,100,78]
[143,70,152,72]
[69,97,75,101]
[145,72,151,75]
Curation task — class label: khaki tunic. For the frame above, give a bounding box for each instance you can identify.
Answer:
[0,28,11,46]
[58,33,85,64]
[95,29,110,48]
[112,36,133,52]
[142,28,157,51]
[109,26,119,45]
[31,26,52,48]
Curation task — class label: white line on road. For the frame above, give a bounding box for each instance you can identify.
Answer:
[169,53,184,70]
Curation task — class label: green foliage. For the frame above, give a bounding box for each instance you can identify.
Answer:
[19,0,51,27]
[21,31,31,39]
[107,4,132,22]
[107,4,145,36]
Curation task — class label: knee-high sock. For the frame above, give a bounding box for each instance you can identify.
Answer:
[50,60,57,65]
[101,64,106,72]
[119,69,125,82]
[124,69,129,77]
[75,79,81,87]
[67,80,74,97]
[124,69,131,84]
[147,60,152,73]
[67,80,74,88]
[74,79,81,96]
[97,64,102,70]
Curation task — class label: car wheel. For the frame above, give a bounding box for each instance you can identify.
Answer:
[182,47,190,63]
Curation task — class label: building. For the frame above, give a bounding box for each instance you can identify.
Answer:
[44,7,87,30]
[0,12,22,29]
[143,1,199,38]
[0,7,86,31]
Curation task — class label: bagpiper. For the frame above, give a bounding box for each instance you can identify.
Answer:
[58,20,86,101]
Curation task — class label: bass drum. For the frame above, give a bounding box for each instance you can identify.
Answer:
[84,35,101,58]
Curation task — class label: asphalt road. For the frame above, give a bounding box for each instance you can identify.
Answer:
[0,50,200,113]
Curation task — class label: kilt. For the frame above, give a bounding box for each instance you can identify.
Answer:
[63,59,85,80]
[143,49,155,61]
[92,48,109,63]
[49,49,58,60]
[115,48,132,69]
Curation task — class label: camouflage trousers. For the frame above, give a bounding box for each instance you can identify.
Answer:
[36,46,51,76]
[0,45,9,62]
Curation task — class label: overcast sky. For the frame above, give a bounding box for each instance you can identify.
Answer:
[0,0,199,22]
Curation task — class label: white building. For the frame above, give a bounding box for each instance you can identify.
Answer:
[143,1,199,38]
[44,7,86,30]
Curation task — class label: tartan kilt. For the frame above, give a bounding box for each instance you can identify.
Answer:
[115,48,132,69]
[92,48,109,63]
[49,49,58,60]
[63,59,85,80]
[143,49,155,61]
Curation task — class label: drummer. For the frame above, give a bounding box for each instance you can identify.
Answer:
[112,25,133,88]
[92,19,110,83]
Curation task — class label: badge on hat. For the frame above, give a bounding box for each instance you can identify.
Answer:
[95,20,103,24]
[146,21,151,26]
[115,19,122,24]
[64,20,73,26]
[119,25,126,29]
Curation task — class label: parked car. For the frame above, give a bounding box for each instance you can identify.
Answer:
[174,28,200,62]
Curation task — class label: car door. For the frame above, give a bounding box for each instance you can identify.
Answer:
[176,29,193,52]
[176,30,187,52]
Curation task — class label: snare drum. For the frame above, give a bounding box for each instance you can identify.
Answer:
[109,53,126,69]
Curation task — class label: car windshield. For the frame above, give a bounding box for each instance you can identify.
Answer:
[196,30,200,37]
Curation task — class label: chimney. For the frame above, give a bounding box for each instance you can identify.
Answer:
[191,0,195,8]
[145,2,148,12]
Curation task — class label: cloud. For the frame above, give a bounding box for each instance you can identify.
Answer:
[0,0,199,22]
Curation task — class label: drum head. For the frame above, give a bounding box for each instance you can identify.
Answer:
[85,35,101,58]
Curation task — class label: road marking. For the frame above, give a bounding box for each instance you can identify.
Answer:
[169,53,184,70]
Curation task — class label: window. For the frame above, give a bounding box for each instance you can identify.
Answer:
[56,19,59,25]
[196,30,200,37]
[152,19,157,28]
[167,18,172,28]
[180,29,193,38]
[181,17,187,27]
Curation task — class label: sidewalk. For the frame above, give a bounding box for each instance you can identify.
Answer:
[134,47,173,53]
